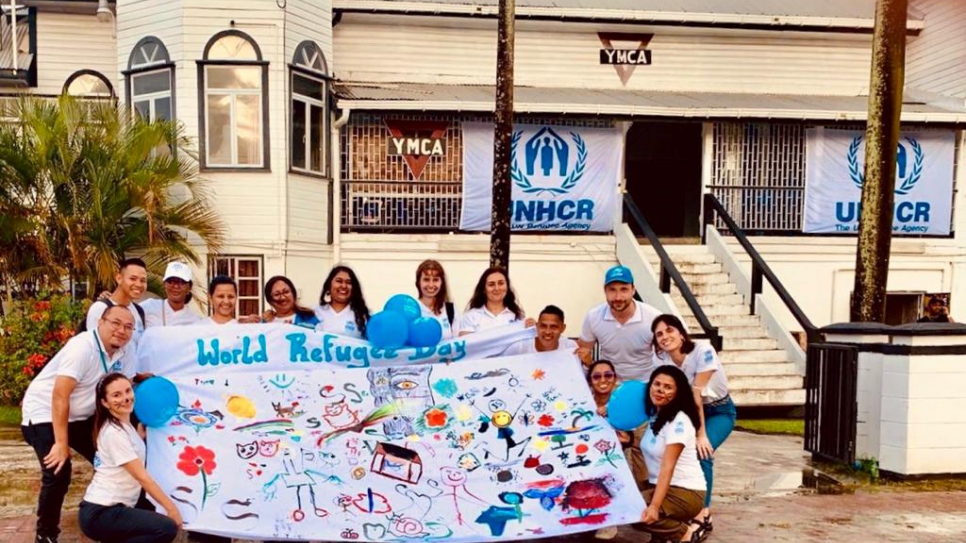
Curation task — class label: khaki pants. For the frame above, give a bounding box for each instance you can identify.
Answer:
[636,485,706,541]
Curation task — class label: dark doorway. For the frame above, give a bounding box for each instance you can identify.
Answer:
[625,122,703,237]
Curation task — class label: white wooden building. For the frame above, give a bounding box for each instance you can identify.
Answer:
[2,0,966,406]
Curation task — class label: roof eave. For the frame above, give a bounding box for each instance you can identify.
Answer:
[333,1,925,34]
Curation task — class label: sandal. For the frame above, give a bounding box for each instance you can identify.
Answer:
[685,519,710,543]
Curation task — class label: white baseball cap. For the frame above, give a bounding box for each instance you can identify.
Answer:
[163,262,193,282]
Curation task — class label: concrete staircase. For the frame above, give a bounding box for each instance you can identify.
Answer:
[641,245,805,407]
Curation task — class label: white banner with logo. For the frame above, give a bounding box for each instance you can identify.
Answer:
[460,123,621,232]
[137,324,644,541]
[803,128,955,235]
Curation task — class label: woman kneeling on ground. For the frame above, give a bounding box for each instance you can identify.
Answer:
[78,373,181,543]
[636,365,707,543]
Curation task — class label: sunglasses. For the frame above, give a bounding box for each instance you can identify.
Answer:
[590,372,615,381]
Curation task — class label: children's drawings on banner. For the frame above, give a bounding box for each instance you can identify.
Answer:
[140,326,645,541]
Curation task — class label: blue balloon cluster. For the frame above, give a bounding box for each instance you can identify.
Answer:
[134,376,180,428]
[368,294,444,349]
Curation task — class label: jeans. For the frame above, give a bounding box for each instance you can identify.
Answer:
[79,501,178,543]
[21,418,96,538]
[701,397,737,507]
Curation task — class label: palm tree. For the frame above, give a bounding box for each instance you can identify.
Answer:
[0,95,226,297]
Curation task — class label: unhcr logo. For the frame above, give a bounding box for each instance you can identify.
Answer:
[510,126,593,227]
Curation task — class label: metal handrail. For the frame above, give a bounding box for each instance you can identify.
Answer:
[702,193,820,343]
[624,194,722,351]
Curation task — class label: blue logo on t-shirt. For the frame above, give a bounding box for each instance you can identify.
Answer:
[93,454,102,468]
[674,420,685,435]
[345,322,356,332]
[110,361,123,373]
[703,349,714,365]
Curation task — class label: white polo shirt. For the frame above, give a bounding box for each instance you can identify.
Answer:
[140,298,202,328]
[580,300,662,383]
[84,421,146,507]
[200,317,237,326]
[459,306,521,334]
[21,331,131,425]
[315,304,364,338]
[501,337,578,356]
[419,301,460,341]
[641,411,707,491]
[85,299,145,337]
[654,342,730,404]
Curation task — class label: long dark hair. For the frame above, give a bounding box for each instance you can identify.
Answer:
[415,259,451,315]
[586,360,616,386]
[645,365,701,435]
[93,373,132,445]
[467,267,523,320]
[264,276,315,320]
[319,265,370,335]
[650,314,696,355]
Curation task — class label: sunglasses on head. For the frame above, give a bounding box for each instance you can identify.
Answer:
[591,371,615,381]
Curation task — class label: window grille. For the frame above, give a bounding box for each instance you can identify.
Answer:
[207,255,263,317]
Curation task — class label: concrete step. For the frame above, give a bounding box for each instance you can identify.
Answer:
[641,247,715,262]
[678,272,730,285]
[719,349,789,364]
[672,292,744,307]
[731,388,806,407]
[685,314,761,329]
[714,326,771,339]
[649,260,723,274]
[683,303,748,317]
[685,282,737,295]
[729,374,803,390]
[725,362,801,377]
[722,337,778,350]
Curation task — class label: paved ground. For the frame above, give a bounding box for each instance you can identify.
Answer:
[1,429,964,542]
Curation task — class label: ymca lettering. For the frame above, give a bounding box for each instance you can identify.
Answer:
[599,49,652,65]
[388,137,445,157]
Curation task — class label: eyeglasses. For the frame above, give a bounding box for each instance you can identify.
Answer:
[104,319,135,333]
[271,289,293,300]
[590,372,615,381]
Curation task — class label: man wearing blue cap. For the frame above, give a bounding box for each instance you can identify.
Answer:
[577,265,662,383]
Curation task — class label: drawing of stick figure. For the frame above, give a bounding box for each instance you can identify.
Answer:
[436,467,487,525]
[472,395,532,461]
[263,449,329,522]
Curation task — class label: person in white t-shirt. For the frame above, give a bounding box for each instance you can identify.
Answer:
[501,305,576,356]
[652,314,734,538]
[414,259,460,340]
[637,365,707,542]
[85,257,148,338]
[314,265,370,339]
[201,275,242,326]
[20,307,136,542]
[459,267,533,336]
[577,265,662,383]
[140,262,202,328]
[78,373,181,543]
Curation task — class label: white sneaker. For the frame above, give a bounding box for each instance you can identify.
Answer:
[595,526,619,539]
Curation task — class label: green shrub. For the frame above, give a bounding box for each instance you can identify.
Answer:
[0,295,89,405]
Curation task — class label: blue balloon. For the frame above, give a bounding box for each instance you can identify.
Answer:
[134,376,180,428]
[384,294,422,324]
[408,317,443,347]
[606,380,648,430]
[367,310,410,349]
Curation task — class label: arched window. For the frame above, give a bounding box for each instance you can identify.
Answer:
[198,30,269,169]
[64,70,114,98]
[290,41,329,175]
[125,37,174,121]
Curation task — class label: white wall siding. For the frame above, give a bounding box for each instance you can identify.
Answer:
[35,13,116,96]
[288,176,330,245]
[117,0,184,102]
[285,0,333,71]
[335,18,872,95]
[907,0,966,99]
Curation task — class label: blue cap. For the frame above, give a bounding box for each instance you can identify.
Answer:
[604,265,634,285]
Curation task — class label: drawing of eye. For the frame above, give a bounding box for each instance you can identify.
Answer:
[394,380,418,391]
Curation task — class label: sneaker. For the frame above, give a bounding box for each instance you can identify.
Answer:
[595,526,619,539]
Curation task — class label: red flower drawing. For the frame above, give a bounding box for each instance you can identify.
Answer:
[538,414,555,427]
[425,408,448,428]
[177,445,217,476]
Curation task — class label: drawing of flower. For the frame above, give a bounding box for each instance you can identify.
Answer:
[425,407,448,428]
[538,414,555,427]
[593,439,621,468]
[177,445,218,508]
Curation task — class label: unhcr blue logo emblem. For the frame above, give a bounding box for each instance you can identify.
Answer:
[848,135,923,195]
[510,127,587,196]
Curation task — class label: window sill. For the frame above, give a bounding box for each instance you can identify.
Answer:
[288,168,330,181]
[201,166,272,173]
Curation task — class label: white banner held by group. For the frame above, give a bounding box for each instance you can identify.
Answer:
[461,123,621,232]
[138,325,645,541]
[803,128,955,235]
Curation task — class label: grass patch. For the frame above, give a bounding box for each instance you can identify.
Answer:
[735,418,804,436]
[0,405,21,426]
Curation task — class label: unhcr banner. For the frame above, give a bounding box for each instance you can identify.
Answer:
[138,325,645,541]
[803,128,955,235]
[461,123,621,232]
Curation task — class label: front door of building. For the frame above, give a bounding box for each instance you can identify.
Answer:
[625,122,703,238]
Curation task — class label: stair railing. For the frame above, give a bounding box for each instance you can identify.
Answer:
[624,194,722,351]
[702,193,820,344]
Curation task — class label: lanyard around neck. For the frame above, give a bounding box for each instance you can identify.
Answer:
[92,330,110,374]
